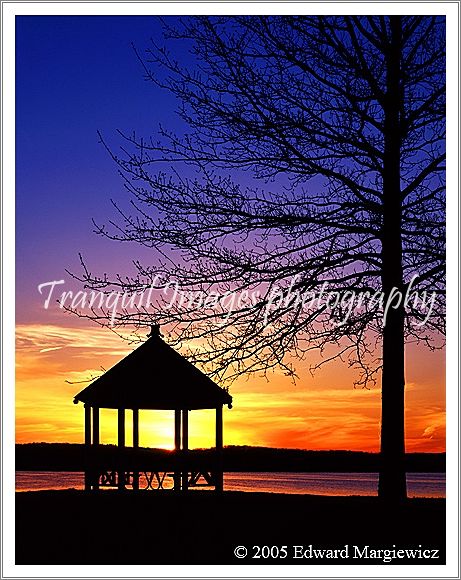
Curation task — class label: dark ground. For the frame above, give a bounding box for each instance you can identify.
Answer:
[16,490,445,565]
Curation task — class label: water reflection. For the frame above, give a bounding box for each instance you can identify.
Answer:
[15,471,445,497]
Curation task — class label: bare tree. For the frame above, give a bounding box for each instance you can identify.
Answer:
[72,16,445,502]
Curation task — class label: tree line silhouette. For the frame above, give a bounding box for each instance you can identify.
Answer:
[16,443,445,473]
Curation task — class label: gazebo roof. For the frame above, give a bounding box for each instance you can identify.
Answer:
[73,327,232,410]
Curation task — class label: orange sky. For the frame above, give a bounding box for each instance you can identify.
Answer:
[15,323,445,453]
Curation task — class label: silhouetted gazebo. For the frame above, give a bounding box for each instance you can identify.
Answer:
[73,325,232,492]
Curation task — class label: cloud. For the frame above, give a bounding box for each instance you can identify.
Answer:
[39,346,63,353]
[16,323,136,354]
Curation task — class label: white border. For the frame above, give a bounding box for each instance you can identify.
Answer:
[2,2,459,579]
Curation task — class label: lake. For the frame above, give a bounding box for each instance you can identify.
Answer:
[16,471,445,497]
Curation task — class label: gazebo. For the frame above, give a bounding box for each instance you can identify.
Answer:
[73,325,232,492]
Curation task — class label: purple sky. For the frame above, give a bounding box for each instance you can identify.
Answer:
[16,16,186,324]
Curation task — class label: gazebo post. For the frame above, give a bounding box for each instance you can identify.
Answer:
[132,409,139,491]
[117,408,125,491]
[92,407,99,490]
[84,404,91,491]
[181,409,189,492]
[174,409,181,491]
[92,407,99,445]
[215,405,224,492]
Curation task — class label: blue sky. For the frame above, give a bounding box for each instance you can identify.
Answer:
[16,16,184,322]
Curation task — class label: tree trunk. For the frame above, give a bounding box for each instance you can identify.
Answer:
[378,16,407,502]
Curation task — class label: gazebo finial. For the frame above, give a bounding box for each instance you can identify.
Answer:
[148,324,162,338]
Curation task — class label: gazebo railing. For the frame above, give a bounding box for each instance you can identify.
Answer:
[91,469,217,490]
[84,448,223,492]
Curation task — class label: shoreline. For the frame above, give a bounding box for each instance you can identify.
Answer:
[15,487,448,498]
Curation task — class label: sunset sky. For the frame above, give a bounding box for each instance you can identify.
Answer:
[15,16,445,453]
